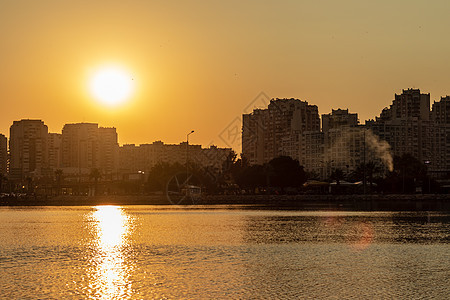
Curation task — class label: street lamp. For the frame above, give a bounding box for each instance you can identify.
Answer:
[186,130,195,180]
[424,160,431,193]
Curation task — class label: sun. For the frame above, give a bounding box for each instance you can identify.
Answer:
[89,66,134,106]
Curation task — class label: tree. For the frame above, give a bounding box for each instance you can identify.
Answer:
[236,164,267,190]
[266,156,307,190]
[146,162,185,192]
[380,154,427,194]
[330,168,345,185]
[351,161,383,188]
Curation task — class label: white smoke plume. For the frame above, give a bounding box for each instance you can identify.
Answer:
[365,129,393,172]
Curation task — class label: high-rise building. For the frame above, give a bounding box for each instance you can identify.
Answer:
[48,133,62,171]
[9,119,49,181]
[61,123,119,177]
[322,109,358,133]
[98,127,119,176]
[322,109,363,177]
[242,98,320,165]
[367,89,431,163]
[429,96,450,175]
[61,123,99,174]
[0,134,7,176]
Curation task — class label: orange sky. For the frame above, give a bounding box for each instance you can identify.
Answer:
[1,1,450,151]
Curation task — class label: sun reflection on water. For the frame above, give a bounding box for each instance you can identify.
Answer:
[90,205,133,299]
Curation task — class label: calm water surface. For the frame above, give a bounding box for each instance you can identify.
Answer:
[0,206,449,299]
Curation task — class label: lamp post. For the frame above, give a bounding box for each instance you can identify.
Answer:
[186,130,195,181]
[363,128,366,196]
[424,160,431,193]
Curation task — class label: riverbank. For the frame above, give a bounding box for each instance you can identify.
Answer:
[1,194,450,210]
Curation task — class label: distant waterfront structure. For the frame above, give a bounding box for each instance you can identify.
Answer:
[9,119,49,181]
[0,133,7,175]
[242,98,320,165]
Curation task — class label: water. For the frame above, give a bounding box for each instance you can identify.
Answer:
[0,206,449,299]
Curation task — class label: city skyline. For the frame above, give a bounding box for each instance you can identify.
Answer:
[1,86,450,148]
[2,1,450,148]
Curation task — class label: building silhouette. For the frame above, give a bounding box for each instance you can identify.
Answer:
[429,96,450,175]
[48,133,62,171]
[9,119,49,181]
[118,141,232,176]
[242,98,320,165]
[366,88,431,162]
[61,123,118,178]
[300,109,371,179]
[98,127,119,177]
[242,89,442,180]
[0,133,7,176]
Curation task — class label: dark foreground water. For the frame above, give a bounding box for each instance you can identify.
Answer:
[0,206,449,299]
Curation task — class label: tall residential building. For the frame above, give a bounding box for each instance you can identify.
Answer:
[61,123,100,174]
[323,109,363,176]
[98,127,119,176]
[429,96,450,175]
[61,123,119,177]
[299,131,324,177]
[367,88,431,163]
[9,119,49,181]
[0,134,7,175]
[299,109,370,179]
[242,98,320,165]
[322,109,358,132]
[48,133,62,171]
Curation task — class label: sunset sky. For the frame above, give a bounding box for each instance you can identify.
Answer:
[1,1,450,151]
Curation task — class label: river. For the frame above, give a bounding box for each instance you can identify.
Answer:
[0,206,449,299]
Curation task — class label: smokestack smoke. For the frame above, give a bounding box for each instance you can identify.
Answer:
[365,130,393,172]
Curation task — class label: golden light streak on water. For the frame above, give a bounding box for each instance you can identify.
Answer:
[90,206,132,299]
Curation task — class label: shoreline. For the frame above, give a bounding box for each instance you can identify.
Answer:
[1,194,450,210]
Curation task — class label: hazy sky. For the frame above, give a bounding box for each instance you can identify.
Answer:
[1,0,450,151]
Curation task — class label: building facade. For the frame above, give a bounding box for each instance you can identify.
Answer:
[429,96,450,175]
[61,123,119,177]
[48,133,62,172]
[118,141,232,176]
[0,134,7,176]
[9,119,49,181]
[367,89,431,164]
[242,98,320,165]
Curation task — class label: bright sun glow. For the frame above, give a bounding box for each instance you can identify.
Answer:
[89,66,134,106]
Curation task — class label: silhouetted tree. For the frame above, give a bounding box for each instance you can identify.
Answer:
[146,162,185,192]
[330,168,345,185]
[380,154,427,194]
[266,156,306,190]
[236,164,266,190]
[351,161,383,188]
